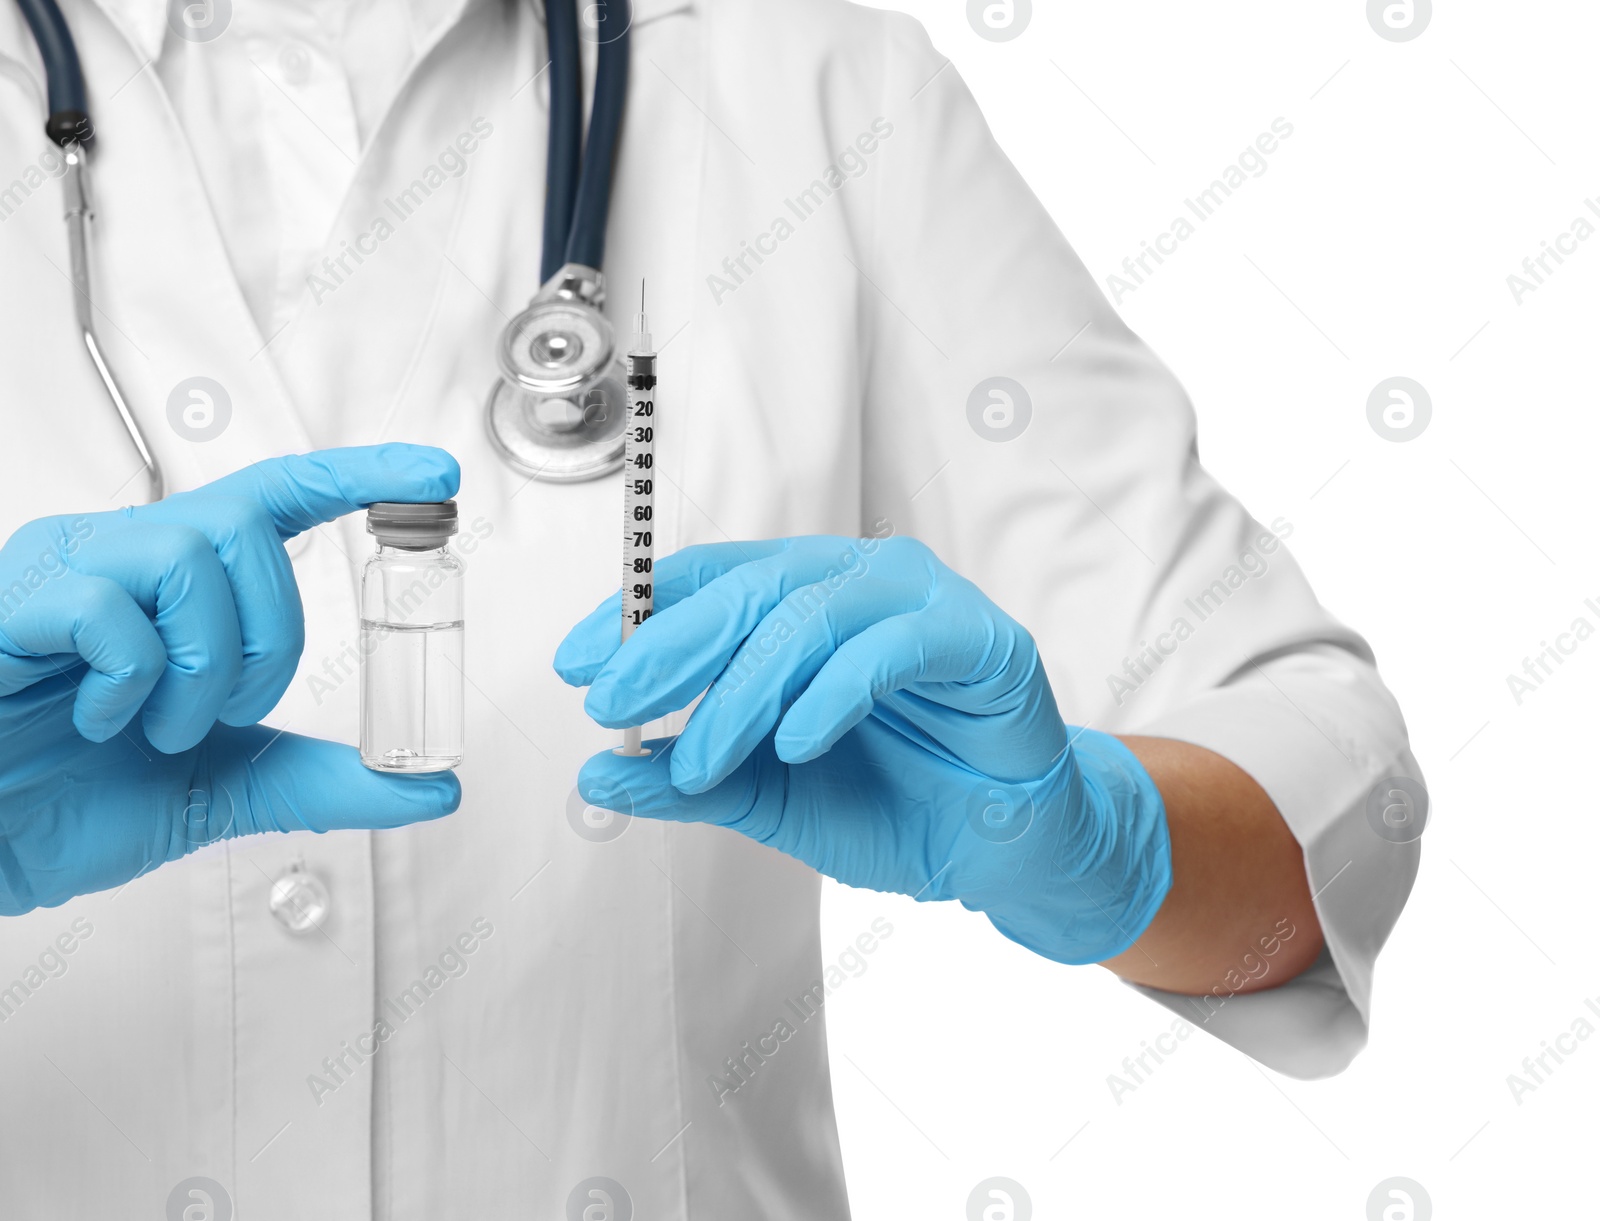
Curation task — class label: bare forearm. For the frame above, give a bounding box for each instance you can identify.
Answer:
[1100,736,1323,994]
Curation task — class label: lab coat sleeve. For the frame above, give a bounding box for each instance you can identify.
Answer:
[854,15,1421,1079]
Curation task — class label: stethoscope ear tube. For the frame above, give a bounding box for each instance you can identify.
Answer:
[62,145,166,500]
[15,0,161,499]
[13,0,92,144]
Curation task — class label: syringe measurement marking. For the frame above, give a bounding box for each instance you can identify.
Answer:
[622,383,654,640]
[617,334,656,758]
[616,279,657,758]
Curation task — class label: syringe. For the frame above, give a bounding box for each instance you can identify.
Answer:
[616,282,656,757]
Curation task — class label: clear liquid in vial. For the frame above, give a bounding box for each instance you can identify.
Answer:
[359,619,464,772]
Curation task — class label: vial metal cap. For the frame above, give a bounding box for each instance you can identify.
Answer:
[367,500,459,548]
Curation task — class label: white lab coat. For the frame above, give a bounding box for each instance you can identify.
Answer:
[0,0,1422,1215]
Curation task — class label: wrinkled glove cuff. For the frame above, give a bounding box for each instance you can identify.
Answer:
[976,728,1172,966]
[0,836,35,916]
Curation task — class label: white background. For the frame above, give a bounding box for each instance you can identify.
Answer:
[823,3,1597,1218]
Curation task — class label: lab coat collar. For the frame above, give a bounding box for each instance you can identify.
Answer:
[91,0,693,68]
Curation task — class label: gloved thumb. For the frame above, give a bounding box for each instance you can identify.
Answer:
[576,735,792,849]
[201,723,461,839]
[577,736,755,827]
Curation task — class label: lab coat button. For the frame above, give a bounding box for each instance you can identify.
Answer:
[279,43,312,86]
[269,859,330,934]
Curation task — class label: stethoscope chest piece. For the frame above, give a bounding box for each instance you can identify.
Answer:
[486,263,629,482]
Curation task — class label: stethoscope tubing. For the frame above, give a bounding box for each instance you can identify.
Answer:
[541,0,631,283]
[542,0,584,284]
[14,0,84,118]
[14,0,90,143]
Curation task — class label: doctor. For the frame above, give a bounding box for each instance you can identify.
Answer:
[0,0,1421,1216]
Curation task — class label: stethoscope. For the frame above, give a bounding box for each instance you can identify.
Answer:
[485,0,635,483]
[15,0,635,499]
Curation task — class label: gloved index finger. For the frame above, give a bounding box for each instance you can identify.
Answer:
[552,538,789,687]
[196,445,461,540]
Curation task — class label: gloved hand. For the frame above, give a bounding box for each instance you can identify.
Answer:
[0,445,462,916]
[555,535,1172,965]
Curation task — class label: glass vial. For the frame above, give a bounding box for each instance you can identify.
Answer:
[359,501,464,772]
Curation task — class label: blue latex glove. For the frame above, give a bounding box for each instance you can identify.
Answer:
[0,445,463,916]
[555,535,1172,965]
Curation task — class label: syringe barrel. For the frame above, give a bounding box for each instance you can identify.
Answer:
[620,349,657,648]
